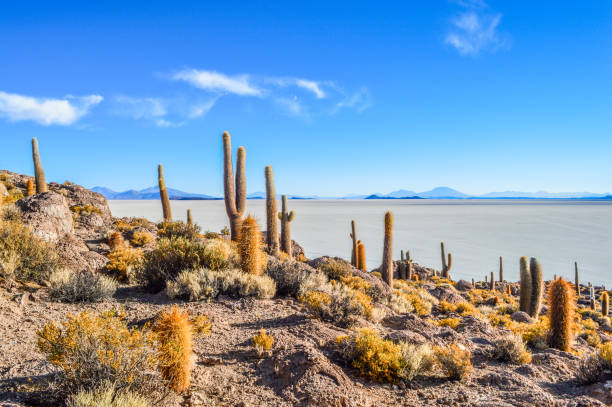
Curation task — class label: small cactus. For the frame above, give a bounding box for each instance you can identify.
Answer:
[602,292,609,316]
[187,209,193,226]
[158,164,172,221]
[547,278,575,352]
[222,132,246,242]
[350,220,358,266]
[381,211,393,287]
[109,231,124,250]
[153,306,193,392]
[529,257,543,318]
[519,256,531,314]
[357,240,367,271]
[26,179,35,196]
[239,215,264,276]
[264,166,280,256]
[574,262,580,298]
[278,195,295,257]
[440,242,452,279]
[31,138,48,194]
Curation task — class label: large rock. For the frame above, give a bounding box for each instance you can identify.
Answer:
[55,233,108,273]
[16,192,73,243]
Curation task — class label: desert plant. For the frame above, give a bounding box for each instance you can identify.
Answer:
[547,278,575,351]
[299,282,370,327]
[191,315,212,335]
[66,384,151,407]
[519,256,531,314]
[131,231,155,247]
[529,257,543,318]
[576,353,604,385]
[157,220,201,240]
[266,258,327,297]
[434,343,472,380]
[186,209,193,226]
[153,306,193,392]
[440,242,452,279]
[603,292,610,316]
[575,261,580,298]
[239,214,264,275]
[491,335,531,364]
[31,137,48,193]
[222,132,246,241]
[252,327,274,356]
[158,164,172,221]
[49,269,117,302]
[278,195,294,256]
[202,238,237,270]
[499,256,503,282]
[490,271,495,290]
[316,257,352,280]
[26,178,35,196]
[381,211,393,286]
[350,220,358,266]
[436,318,461,330]
[106,247,143,282]
[264,166,280,256]
[108,231,125,250]
[357,241,367,271]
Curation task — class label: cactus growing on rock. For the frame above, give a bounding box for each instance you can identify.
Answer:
[519,256,532,314]
[547,278,575,352]
[350,220,358,266]
[31,138,48,194]
[158,164,172,221]
[239,215,264,275]
[265,166,280,256]
[440,242,452,279]
[381,211,393,287]
[529,257,543,318]
[278,195,294,256]
[357,240,367,271]
[602,292,609,316]
[26,179,35,196]
[222,132,246,242]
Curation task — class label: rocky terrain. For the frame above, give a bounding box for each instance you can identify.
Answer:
[2,170,612,407]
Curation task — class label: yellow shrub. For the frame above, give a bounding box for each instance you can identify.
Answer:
[436,318,461,330]
[434,343,472,380]
[340,275,371,293]
[300,290,332,309]
[371,271,382,278]
[153,306,193,392]
[191,315,212,336]
[252,328,274,352]
[522,316,550,349]
[70,205,102,217]
[393,286,436,316]
[106,247,143,281]
[600,342,612,365]
[131,231,155,247]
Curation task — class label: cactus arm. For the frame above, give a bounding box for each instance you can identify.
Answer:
[235,146,246,216]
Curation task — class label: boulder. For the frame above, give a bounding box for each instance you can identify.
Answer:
[511,311,534,323]
[455,279,473,291]
[16,192,73,243]
[428,285,465,304]
[55,233,108,273]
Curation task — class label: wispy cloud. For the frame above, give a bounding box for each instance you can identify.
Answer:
[172,69,260,96]
[113,95,217,127]
[445,1,508,56]
[0,91,102,126]
[333,87,372,114]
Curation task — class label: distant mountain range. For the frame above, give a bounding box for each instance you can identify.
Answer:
[92,186,612,200]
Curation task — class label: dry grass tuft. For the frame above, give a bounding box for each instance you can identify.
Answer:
[49,269,117,303]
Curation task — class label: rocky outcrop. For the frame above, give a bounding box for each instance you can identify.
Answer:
[16,192,74,243]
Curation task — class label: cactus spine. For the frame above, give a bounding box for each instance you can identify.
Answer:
[519,256,532,314]
[574,262,580,298]
[264,166,280,256]
[440,242,452,279]
[529,257,543,318]
[357,240,367,271]
[222,132,246,242]
[278,195,294,256]
[350,220,358,266]
[499,256,503,282]
[239,215,263,275]
[157,164,172,221]
[547,278,575,351]
[26,179,35,196]
[187,209,193,226]
[381,211,393,287]
[602,292,609,316]
[31,138,48,193]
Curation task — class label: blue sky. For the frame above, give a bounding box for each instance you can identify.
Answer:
[1,0,610,196]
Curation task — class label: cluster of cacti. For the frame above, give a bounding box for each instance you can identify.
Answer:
[381,211,393,287]
[265,166,280,256]
[547,278,575,351]
[440,242,452,278]
[278,195,294,256]
[398,249,413,280]
[518,257,543,318]
[187,209,193,226]
[357,240,367,271]
[602,292,609,316]
[239,214,264,275]
[153,306,193,392]
[350,220,358,266]
[222,132,246,242]
[31,137,48,194]
[158,164,172,221]
[26,179,35,196]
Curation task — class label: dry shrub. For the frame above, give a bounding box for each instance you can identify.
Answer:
[115,217,150,232]
[49,269,117,303]
[70,205,102,217]
[157,220,201,240]
[393,280,438,316]
[436,318,461,330]
[36,309,162,398]
[202,238,237,271]
[266,258,327,297]
[316,258,353,280]
[400,343,436,381]
[577,353,604,384]
[66,385,150,407]
[191,315,212,335]
[106,247,143,282]
[153,306,193,392]
[166,268,276,301]
[299,282,371,327]
[491,335,532,364]
[131,231,155,247]
[383,292,415,314]
[252,328,274,356]
[0,218,59,282]
[434,343,472,380]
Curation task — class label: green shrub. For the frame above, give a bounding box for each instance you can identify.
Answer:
[157,220,201,240]
[49,269,117,303]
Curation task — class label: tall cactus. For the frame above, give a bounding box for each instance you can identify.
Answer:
[265,166,280,256]
[499,256,503,282]
[602,292,609,317]
[158,164,172,221]
[440,242,452,279]
[519,256,531,314]
[574,262,580,298]
[547,278,575,351]
[529,257,543,318]
[490,271,495,290]
[278,195,294,256]
[590,286,595,310]
[381,211,393,287]
[222,132,246,242]
[187,209,193,226]
[350,220,358,266]
[357,241,367,271]
[31,138,48,193]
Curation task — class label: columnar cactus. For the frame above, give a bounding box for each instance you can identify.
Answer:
[381,211,393,287]
[158,164,172,222]
[350,220,358,266]
[440,242,452,279]
[31,138,48,193]
[357,240,367,271]
[499,256,503,282]
[529,257,543,318]
[490,272,495,290]
[278,195,294,256]
[602,292,609,316]
[519,256,531,314]
[265,166,280,256]
[547,278,575,351]
[590,286,595,310]
[239,215,263,275]
[574,262,580,298]
[222,132,246,242]
[26,179,35,196]
[187,209,193,226]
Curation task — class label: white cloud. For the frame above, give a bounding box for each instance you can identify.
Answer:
[115,96,166,119]
[275,96,305,116]
[189,99,217,118]
[172,69,260,96]
[264,77,326,98]
[333,87,372,114]
[295,79,325,99]
[0,91,102,126]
